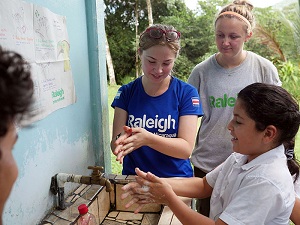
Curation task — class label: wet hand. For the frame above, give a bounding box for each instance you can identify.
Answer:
[119,127,149,154]
[114,126,149,161]
[113,126,133,162]
[135,168,171,204]
[121,168,172,210]
[121,179,154,213]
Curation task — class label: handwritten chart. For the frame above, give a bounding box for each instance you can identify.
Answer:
[0,0,76,123]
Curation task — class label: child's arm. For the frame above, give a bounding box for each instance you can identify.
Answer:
[290,197,300,225]
[121,168,225,225]
[164,190,226,225]
[163,175,212,199]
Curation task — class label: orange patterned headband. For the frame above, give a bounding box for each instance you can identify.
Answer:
[217,11,251,30]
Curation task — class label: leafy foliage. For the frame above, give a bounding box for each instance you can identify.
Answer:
[105,0,300,99]
[278,61,300,101]
[104,0,188,84]
[251,5,299,63]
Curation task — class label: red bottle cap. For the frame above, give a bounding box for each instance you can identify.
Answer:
[78,204,88,215]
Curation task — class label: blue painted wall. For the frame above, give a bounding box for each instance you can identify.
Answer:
[2,0,110,224]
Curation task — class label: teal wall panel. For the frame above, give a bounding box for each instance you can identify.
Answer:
[2,1,109,224]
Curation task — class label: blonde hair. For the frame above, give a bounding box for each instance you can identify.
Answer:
[215,0,255,34]
[139,24,180,57]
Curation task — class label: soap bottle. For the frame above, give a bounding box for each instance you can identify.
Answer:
[77,204,97,225]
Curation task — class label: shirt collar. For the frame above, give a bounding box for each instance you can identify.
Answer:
[233,144,286,171]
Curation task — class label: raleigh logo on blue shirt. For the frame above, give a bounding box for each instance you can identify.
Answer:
[128,114,176,133]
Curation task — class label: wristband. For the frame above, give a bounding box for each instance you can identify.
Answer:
[115,133,121,140]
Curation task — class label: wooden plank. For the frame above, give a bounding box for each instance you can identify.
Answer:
[141,213,161,225]
[89,200,100,225]
[115,175,128,180]
[157,206,173,225]
[116,211,143,221]
[102,220,124,225]
[107,211,119,218]
[158,197,192,225]
[171,215,181,225]
[97,189,111,224]
[126,175,136,181]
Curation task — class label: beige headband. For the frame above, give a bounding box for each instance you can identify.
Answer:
[217,11,251,30]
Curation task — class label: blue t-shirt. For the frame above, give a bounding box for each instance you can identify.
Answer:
[111,76,203,177]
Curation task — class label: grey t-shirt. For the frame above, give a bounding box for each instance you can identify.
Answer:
[188,51,281,173]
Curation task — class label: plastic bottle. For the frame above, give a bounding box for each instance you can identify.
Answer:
[77,204,97,225]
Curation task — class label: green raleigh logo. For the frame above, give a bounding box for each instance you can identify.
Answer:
[52,88,65,104]
[209,94,237,108]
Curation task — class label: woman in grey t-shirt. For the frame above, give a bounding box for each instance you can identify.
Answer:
[187,0,281,217]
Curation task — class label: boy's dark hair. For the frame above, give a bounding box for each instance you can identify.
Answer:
[0,46,34,137]
[238,82,300,182]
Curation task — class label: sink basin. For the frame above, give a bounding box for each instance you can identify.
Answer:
[39,174,191,225]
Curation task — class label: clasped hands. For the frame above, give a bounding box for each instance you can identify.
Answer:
[121,168,173,214]
[113,126,148,163]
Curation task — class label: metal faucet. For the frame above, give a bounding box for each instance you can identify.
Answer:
[50,166,113,209]
[80,166,113,191]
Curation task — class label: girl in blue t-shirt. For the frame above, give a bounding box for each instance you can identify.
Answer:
[111,24,203,177]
